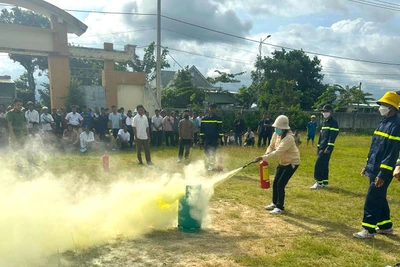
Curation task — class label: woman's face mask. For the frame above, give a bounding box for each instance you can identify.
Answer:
[275,128,282,136]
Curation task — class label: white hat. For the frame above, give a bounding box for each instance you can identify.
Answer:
[272,115,290,130]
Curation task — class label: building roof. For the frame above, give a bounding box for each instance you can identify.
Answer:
[161,70,176,88]
[0,75,14,84]
[189,66,214,89]
[206,92,238,105]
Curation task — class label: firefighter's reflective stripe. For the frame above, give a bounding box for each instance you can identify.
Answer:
[219,134,224,136]
[380,164,393,171]
[328,143,335,146]
[199,133,205,136]
[321,126,339,131]
[397,159,400,163]
[362,222,376,228]
[374,130,400,141]
[202,120,222,124]
[377,220,392,226]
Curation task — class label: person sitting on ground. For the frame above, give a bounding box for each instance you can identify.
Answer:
[244,127,255,147]
[62,123,79,150]
[228,130,235,145]
[294,130,302,146]
[80,125,95,153]
[117,124,131,149]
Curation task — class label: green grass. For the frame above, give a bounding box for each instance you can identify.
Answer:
[16,134,400,266]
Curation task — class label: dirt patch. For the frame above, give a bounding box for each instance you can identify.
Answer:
[56,200,309,266]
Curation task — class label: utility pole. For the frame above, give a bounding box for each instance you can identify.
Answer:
[256,35,271,108]
[156,0,162,107]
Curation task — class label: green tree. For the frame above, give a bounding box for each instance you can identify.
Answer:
[313,84,337,109]
[161,66,205,108]
[0,7,50,100]
[259,79,302,111]
[14,72,32,104]
[64,79,86,109]
[38,82,51,108]
[234,85,258,109]
[207,70,246,86]
[127,42,170,81]
[252,49,325,110]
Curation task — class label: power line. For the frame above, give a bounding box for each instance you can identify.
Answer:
[64,9,156,16]
[69,28,155,39]
[161,27,258,54]
[166,52,184,69]
[347,0,400,11]
[372,0,400,8]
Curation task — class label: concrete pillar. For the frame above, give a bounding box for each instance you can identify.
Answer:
[102,43,117,108]
[48,15,70,109]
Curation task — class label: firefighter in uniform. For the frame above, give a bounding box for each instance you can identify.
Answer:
[310,104,339,189]
[200,103,223,171]
[353,91,400,239]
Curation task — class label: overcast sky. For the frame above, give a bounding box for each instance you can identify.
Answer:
[1,0,400,100]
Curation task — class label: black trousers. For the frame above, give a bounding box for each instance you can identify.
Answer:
[314,149,332,184]
[266,131,273,146]
[152,131,162,146]
[164,131,172,146]
[258,133,267,147]
[204,138,218,166]
[127,126,134,146]
[178,139,192,160]
[362,175,393,233]
[136,139,151,164]
[272,164,299,210]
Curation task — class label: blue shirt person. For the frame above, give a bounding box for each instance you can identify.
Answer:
[307,115,317,146]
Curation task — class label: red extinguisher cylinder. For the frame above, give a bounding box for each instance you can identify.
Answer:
[259,161,270,189]
[103,152,109,172]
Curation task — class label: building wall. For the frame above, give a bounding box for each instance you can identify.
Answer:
[313,112,381,130]
[117,84,144,113]
[80,86,106,110]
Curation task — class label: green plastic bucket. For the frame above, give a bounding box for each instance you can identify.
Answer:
[178,185,202,233]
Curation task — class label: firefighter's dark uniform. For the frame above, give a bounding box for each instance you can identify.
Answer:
[362,113,400,233]
[200,114,223,168]
[314,116,339,185]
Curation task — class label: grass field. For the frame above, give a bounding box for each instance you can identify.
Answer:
[7,133,400,267]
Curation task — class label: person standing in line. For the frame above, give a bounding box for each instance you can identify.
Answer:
[120,107,127,122]
[97,108,109,141]
[234,113,245,146]
[25,101,39,135]
[192,111,200,146]
[145,110,152,144]
[125,110,134,147]
[133,105,153,165]
[7,98,28,147]
[307,115,318,146]
[60,107,68,131]
[200,103,223,171]
[81,105,92,130]
[151,109,163,146]
[51,108,62,135]
[244,127,255,147]
[264,112,274,146]
[162,110,174,147]
[257,112,268,148]
[40,107,54,133]
[0,104,8,147]
[253,115,300,215]
[171,111,179,146]
[353,91,400,239]
[65,105,83,130]
[178,109,194,162]
[310,104,339,189]
[109,105,122,150]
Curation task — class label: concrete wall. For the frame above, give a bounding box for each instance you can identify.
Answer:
[80,85,106,110]
[314,112,381,130]
[117,84,144,113]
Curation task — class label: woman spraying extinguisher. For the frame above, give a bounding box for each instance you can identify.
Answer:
[253,115,300,214]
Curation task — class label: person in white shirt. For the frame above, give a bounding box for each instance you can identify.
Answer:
[40,106,54,132]
[133,105,153,165]
[25,101,40,133]
[151,109,163,146]
[65,105,83,129]
[117,124,131,149]
[244,127,255,147]
[80,125,95,153]
[125,110,134,147]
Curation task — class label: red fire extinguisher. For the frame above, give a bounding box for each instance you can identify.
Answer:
[103,152,109,172]
[259,161,270,189]
[217,156,223,172]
